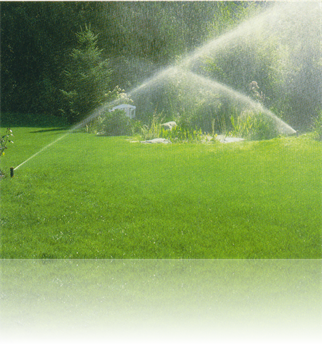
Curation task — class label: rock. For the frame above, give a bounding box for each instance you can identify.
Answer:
[161,121,177,130]
[141,138,172,144]
[215,135,244,143]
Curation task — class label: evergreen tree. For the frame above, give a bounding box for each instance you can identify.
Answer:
[60,25,112,123]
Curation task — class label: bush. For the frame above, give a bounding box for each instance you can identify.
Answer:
[160,125,203,143]
[230,110,279,140]
[0,128,14,176]
[139,112,204,143]
[95,109,132,136]
[312,111,322,141]
[140,112,164,140]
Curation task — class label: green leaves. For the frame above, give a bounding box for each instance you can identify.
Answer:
[312,110,322,141]
[0,128,14,176]
[95,109,133,136]
[230,110,279,141]
[60,26,113,123]
[0,129,14,154]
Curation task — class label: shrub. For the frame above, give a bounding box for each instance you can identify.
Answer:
[95,109,133,136]
[312,111,322,141]
[160,125,203,143]
[139,112,205,143]
[0,128,14,176]
[140,112,164,140]
[230,110,279,140]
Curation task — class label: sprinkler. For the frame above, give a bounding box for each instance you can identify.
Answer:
[10,167,14,178]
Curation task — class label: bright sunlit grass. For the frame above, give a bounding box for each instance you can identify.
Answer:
[0,125,321,259]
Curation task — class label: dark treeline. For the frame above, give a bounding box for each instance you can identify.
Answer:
[1,1,236,118]
[1,2,320,131]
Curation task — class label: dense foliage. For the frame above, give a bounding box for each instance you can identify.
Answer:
[201,4,322,131]
[1,2,321,133]
[230,111,278,141]
[94,109,133,136]
[60,25,113,123]
[1,2,224,118]
[313,111,322,141]
[0,128,13,175]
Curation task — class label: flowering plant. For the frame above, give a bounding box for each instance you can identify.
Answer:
[0,128,14,175]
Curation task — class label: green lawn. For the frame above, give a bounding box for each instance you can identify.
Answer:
[0,121,321,258]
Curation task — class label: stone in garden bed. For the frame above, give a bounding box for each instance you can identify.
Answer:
[161,121,177,130]
[215,135,245,143]
[141,138,172,144]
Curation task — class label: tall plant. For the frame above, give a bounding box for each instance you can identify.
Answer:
[0,128,14,176]
[60,25,113,123]
[230,110,278,140]
[313,110,322,141]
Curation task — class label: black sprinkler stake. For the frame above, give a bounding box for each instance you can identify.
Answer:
[10,167,14,178]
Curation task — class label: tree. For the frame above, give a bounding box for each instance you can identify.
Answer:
[60,25,113,123]
[0,2,106,116]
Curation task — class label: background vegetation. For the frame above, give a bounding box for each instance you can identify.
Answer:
[1,2,231,119]
[1,2,321,133]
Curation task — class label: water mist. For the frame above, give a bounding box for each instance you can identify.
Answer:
[13,2,316,171]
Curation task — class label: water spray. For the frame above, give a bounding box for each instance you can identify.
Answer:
[10,98,124,174]
[13,132,70,174]
[9,68,178,174]
[179,69,297,135]
[11,2,307,173]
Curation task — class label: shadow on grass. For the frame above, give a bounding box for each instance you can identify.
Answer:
[29,127,70,133]
[0,112,69,129]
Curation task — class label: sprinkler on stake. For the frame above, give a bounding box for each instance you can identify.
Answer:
[10,167,14,178]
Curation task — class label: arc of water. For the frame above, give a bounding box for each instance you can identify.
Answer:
[176,69,296,135]
[14,133,69,171]
[180,5,279,68]
[127,65,296,135]
[14,99,121,171]
[127,5,282,95]
[30,2,293,131]
[13,3,298,171]
[13,70,178,171]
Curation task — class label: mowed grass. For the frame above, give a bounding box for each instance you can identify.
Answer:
[0,123,321,259]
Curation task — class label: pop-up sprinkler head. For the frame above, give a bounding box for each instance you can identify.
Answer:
[10,167,14,178]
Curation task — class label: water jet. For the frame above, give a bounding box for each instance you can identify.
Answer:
[12,1,318,170]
